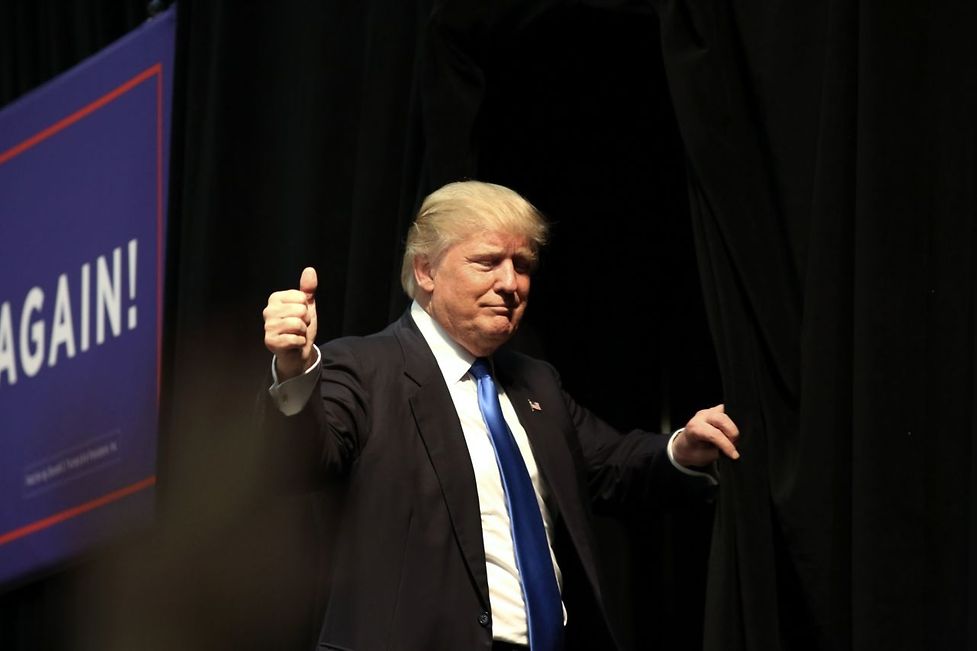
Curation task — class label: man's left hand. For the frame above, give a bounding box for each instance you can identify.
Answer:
[671,404,740,468]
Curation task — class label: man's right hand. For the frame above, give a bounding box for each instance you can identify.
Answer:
[263,267,318,380]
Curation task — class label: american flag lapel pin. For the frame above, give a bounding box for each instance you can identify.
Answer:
[528,399,542,412]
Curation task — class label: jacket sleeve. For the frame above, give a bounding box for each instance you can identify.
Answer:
[256,339,369,493]
[554,366,716,515]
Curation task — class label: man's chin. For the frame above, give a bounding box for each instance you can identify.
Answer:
[467,321,519,354]
[484,316,519,337]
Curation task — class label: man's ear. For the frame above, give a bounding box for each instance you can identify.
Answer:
[413,255,436,293]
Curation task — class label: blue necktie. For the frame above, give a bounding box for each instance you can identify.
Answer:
[469,358,563,651]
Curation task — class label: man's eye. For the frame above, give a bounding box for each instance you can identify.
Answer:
[473,257,497,268]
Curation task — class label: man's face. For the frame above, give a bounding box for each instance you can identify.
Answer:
[416,230,534,357]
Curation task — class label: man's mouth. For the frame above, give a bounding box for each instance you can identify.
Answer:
[484,305,514,314]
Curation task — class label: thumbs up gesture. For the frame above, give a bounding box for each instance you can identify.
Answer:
[263,267,318,380]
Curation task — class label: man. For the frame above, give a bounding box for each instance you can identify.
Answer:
[261,181,739,650]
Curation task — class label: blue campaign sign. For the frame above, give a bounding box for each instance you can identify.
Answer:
[0,6,175,587]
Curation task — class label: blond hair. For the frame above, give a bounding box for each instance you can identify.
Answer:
[400,181,549,298]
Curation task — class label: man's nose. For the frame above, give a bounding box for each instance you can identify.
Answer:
[495,260,518,292]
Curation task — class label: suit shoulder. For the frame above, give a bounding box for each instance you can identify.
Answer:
[321,331,399,360]
[319,319,409,371]
[496,347,560,381]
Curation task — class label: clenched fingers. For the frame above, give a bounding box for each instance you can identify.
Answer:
[683,405,740,460]
[264,293,314,355]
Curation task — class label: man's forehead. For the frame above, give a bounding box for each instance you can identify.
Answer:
[458,229,532,251]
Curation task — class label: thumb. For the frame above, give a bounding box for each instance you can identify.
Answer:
[300,267,317,300]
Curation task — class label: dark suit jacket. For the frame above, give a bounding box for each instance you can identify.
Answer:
[265,311,708,651]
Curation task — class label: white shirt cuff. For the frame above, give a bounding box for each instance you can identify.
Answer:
[667,428,719,485]
[268,345,321,416]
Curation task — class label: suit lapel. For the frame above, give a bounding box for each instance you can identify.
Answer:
[495,353,604,604]
[395,315,491,610]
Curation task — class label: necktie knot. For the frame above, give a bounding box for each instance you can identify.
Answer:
[469,358,492,381]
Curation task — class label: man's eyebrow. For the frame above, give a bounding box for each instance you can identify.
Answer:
[468,247,504,257]
[467,245,536,261]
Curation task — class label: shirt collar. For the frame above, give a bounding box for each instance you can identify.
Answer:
[410,301,477,385]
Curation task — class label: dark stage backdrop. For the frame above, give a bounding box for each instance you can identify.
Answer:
[2,1,717,650]
[3,1,975,650]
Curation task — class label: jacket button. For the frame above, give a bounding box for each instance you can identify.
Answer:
[478,611,490,627]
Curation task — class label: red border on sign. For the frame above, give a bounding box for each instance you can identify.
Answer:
[0,477,156,546]
[0,64,165,546]
[0,64,161,165]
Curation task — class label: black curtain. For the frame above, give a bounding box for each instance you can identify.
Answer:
[657,0,977,649]
[0,0,146,106]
